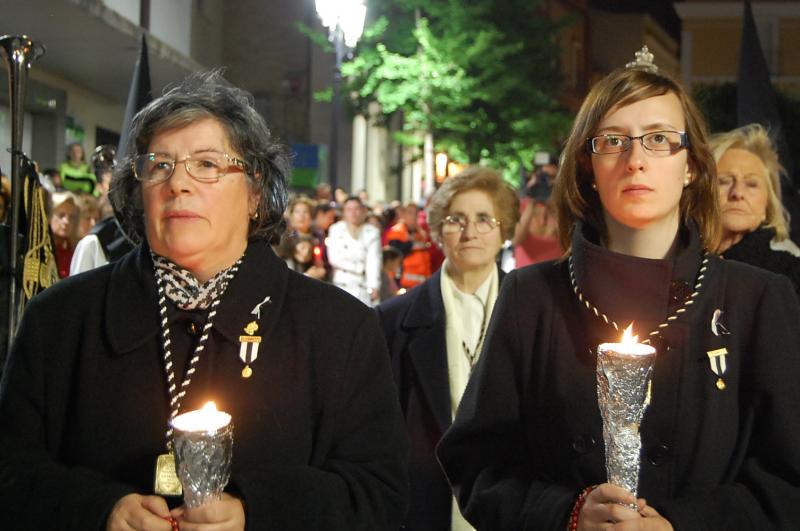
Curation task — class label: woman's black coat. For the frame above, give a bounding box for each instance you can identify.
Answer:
[721,227,800,295]
[0,240,409,530]
[377,267,503,530]
[437,227,800,531]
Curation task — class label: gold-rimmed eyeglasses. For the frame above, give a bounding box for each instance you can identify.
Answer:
[441,214,501,235]
[132,151,249,184]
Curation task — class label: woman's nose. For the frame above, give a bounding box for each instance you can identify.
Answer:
[625,139,648,173]
[167,161,193,192]
[728,179,744,199]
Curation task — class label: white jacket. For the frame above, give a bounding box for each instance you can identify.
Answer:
[326,220,382,305]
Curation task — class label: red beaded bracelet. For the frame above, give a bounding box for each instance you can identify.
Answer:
[162,515,180,531]
[566,485,598,531]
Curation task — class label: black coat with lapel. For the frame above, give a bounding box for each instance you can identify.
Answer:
[377,267,504,530]
[0,240,409,531]
[437,225,800,531]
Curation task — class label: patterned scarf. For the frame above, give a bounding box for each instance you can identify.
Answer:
[151,251,242,310]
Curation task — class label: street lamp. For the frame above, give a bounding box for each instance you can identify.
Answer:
[314,0,367,194]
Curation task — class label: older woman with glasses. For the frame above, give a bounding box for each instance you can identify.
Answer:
[377,166,519,531]
[0,71,408,531]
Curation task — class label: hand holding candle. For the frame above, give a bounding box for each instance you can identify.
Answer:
[170,402,234,508]
[596,324,656,500]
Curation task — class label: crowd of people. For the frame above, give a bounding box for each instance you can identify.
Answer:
[1,47,800,531]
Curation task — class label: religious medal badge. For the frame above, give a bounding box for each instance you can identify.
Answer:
[707,308,730,390]
[239,295,270,378]
[596,324,657,506]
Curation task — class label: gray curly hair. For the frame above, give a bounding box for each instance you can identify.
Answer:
[110,70,290,243]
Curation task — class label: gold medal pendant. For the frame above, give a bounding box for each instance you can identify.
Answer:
[154,453,183,496]
[239,320,262,379]
[706,347,729,392]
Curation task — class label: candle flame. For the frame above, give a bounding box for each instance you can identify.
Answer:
[621,323,638,344]
[201,401,218,413]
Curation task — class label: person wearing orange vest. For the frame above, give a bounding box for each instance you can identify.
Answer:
[386,202,432,289]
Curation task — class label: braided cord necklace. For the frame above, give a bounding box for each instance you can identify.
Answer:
[156,258,243,450]
[567,252,709,344]
[462,307,490,372]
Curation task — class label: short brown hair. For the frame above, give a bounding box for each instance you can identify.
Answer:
[709,123,789,241]
[553,67,720,251]
[287,195,315,216]
[427,166,520,241]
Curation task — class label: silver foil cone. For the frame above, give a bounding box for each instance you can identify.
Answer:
[172,422,234,508]
[596,344,655,497]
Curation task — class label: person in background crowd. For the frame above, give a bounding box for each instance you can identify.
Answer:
[314,182,332,203]
[418,197,445,273]
[95,167,115,219]
[377,167,519,531]
[334,187,348,206]
[59,142,97,195]
[381,207,398,245]
[70,170,135,276]
[366,212,383,232]
[512,163,562,267]
[49,191,80,278]
[357,188,370,205]
[380,245,403,302]
[75,193,100,239]
[282,233,326,277]
[40,168,62,193]
[281,195,328,280]
[0,70,408,531]
[437,54,800,531]
[313,200,337,234]
[327,196,382,305]
[386,202,432,289]
[710,123,800,293]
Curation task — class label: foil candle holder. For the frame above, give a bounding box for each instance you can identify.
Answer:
[596,325,656,500]
[170,402,234,508]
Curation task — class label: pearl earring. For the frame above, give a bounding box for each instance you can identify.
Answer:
[591,182,598,191]
[683,178,690,188]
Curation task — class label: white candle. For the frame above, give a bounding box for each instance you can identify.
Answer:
[598,323,656,357]
[172,401,231,433]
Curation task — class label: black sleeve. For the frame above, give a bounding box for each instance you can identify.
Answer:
[0,298,136,531]
[658,275,800,530]
[436,270,575,530]
[388,239,413,256]
[228,311,409,530]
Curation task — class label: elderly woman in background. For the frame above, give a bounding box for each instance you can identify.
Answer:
[710,123,800,292]
[0,71,408,531]
[49,191,79,278]
[377,167,519,531]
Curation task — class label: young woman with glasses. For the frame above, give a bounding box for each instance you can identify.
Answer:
[437,52,800,531]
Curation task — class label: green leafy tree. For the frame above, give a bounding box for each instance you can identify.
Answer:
[338,0,572,186]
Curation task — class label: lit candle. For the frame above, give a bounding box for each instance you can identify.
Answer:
[172,402,231,433]
[598,323,656,358]
[170,401,235,508]
[596,323,657,501]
